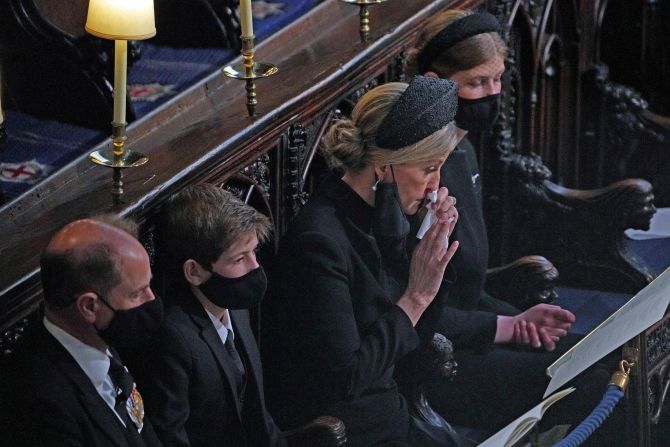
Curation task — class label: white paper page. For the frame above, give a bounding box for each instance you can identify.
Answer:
[545,267,670,398]
[479,387,575,447]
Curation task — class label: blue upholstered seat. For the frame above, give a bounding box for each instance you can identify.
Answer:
[0,111,105,201]
[555,208,670,335]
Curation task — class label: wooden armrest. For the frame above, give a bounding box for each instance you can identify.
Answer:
[536,178,657,292]
[493,148,657,293]
[486,255,558,310]
[283,415,347,447]
[642,109,670,130]
[544,178,656,232]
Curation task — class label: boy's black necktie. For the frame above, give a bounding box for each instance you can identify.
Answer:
[224,329,247,400]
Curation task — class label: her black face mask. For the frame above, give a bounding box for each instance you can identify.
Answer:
[198,266,267,310]
[454,93,501,132]
[372,180,410,243]
[372,168,410,270]
[97,295,164,349]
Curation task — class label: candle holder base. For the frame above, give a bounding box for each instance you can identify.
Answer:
[89,149,149,168]
[90,148,148,207]
[223,61,278,117]
[223,62,278,80]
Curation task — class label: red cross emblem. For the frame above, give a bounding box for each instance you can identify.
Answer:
[129,83,176,102]
[0,159,50,183]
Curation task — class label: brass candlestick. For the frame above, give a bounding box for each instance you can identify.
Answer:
[90,122,148,206]
[223,35,278,117]
[84,0,155,207]
[342,0,388,42]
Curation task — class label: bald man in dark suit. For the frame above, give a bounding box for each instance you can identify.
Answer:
[0,216,163,447]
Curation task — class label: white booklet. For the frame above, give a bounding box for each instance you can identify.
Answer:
[478,387,575,447]
[544,267,670,398]
[480,267,670,446]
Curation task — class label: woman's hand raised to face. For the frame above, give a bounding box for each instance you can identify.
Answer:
[397,206,459,326]
[431,186,458,224]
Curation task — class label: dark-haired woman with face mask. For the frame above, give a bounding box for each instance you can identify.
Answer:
[404,10,622,444]
[263,77,463,447]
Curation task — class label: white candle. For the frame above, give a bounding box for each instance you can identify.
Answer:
[113,39,128,125]
[240,0,254,38]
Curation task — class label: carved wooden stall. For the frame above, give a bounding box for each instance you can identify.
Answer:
[481,0,657,295]
[481,1,670,445]
[582,0,670,206]
[0,0,667,445]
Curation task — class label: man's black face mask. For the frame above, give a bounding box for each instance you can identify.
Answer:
[96,294,164,348]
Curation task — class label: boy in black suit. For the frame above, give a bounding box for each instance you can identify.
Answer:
[136,184,286,447]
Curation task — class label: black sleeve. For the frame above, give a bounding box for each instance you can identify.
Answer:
[140,323,194,447]
[282,230,420,401]
[14,401,87,447]
[478,290,521,316]
[417,300,499,351]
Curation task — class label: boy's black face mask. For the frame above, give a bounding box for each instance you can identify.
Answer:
[198,266,267,309]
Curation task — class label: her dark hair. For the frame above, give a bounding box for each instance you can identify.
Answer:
[406,10,507,77]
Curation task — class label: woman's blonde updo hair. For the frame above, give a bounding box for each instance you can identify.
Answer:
[406,10,508,77]
[321,82,458,173]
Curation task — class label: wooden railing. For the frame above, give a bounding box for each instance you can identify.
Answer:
[0,0,477,341]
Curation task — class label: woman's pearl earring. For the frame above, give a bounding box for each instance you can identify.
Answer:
[372,178,382,191]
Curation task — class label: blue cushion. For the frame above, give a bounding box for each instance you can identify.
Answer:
[554,287,632,335]
[625,236,670,276]
[128,44,236,117]
[0,111,104,202]
[254,0,322,41]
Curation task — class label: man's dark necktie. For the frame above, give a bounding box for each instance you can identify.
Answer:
[224,328,247,402]
[108,355,141,435]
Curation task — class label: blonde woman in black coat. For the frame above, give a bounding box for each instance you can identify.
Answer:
[264,77,462,447]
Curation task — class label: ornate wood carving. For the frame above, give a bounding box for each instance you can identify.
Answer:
[481,0,657,294]
[489,144,657,293]
[581,64,670,206]
[282,124,310,218]
[646,318,670,425]
[486,255,558,309]
[390,51,408,83]
[0,317,30,357]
